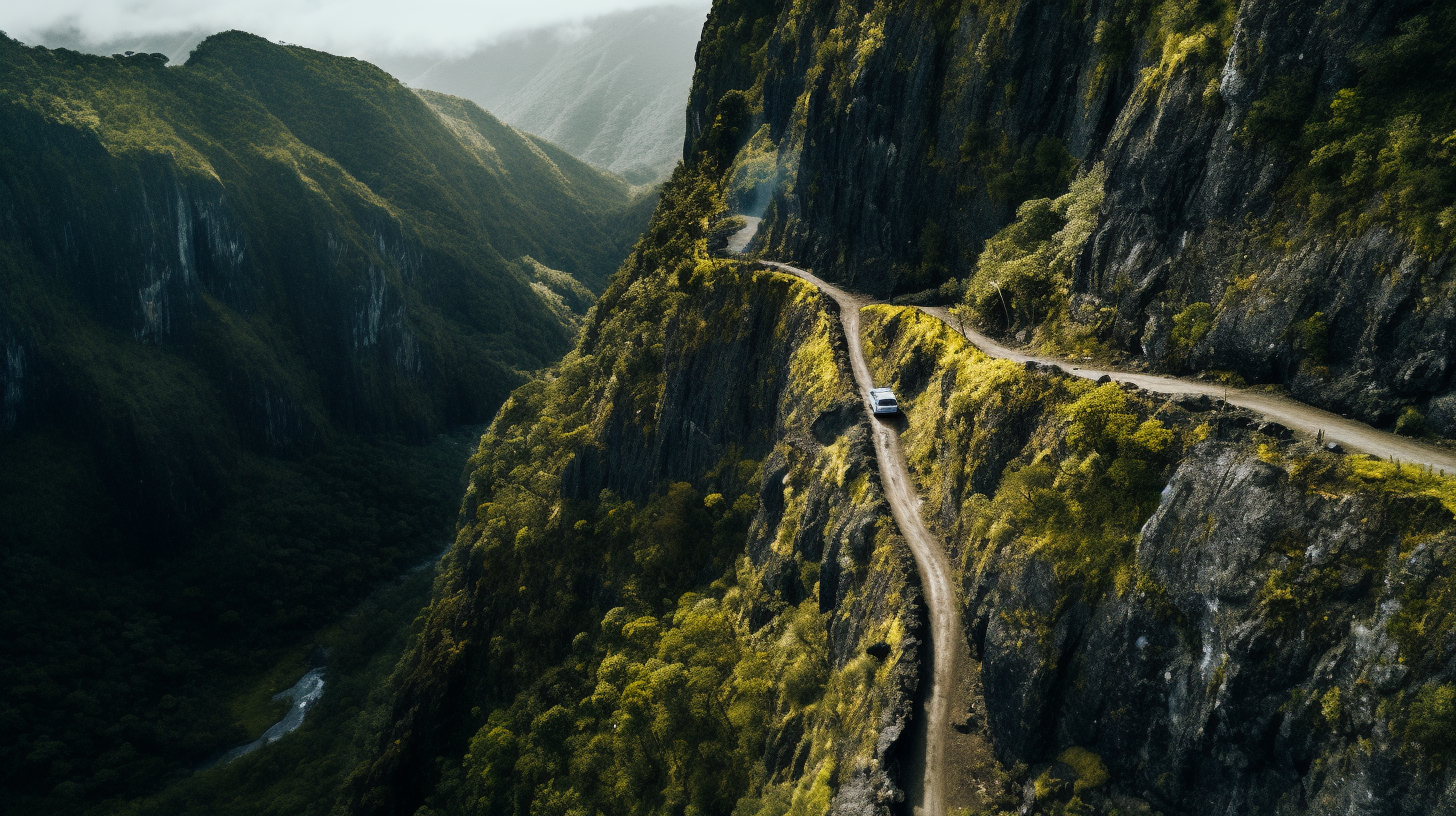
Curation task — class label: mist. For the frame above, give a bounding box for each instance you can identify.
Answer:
[4,0,710,61]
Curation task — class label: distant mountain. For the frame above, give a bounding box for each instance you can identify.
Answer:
[395,5,708,185]
[19,5,708,185]
[0,29,640,508]
[0,30,648,808]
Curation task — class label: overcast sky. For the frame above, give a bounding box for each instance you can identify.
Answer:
[4,0,711,58]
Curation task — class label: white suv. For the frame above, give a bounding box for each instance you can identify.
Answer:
[869,388,899,415]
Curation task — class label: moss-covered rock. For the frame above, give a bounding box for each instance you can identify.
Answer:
[861,303,1456,814]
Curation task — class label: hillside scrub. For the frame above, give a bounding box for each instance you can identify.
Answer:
[861,305,1188,596]
[0,430,478,815]
[688,0,1456,436]
[960,164,1107,350]
[341,167,922,816]
[1279,5,1456,256]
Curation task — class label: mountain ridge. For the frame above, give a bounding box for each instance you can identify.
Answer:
[0,30,648,812]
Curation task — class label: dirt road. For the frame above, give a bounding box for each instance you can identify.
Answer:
[761,261,961,816]
[921,307,1456,472]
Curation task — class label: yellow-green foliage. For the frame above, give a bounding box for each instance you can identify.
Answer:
[9,66,217,176]
[861,305,1183,594]
[347,164,915,816]
[727,124,790,215]
[1343,455,1456,515]
[1407,683,1456,754]
[1321,686,1343,725]
[1170,302,1214,359]
[962,164,1107,349]
[956,127,1078,206]
[1253,6,1456,255]
[1057,746,1109,793]
[1137,0,1237,95]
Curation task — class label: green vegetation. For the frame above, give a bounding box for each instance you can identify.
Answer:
[114,556,442,816]
[1321,687,1343,726]
[0,30,653,813]
[1169,302,1214,360]
[0,429,477,813]
[1136,0,1237,96]
[1406,683,1456,755]
[340,166,916,816]
[960,164,1108,349]
[1395,407,1427,438]
[1290,311,1330,365]
[862,305,1188,595]
[1057,747,1109,794]
[865,303,1456,798]
[957,129,1077,207]
[726,124,785,216]
[1254,6,1456,254]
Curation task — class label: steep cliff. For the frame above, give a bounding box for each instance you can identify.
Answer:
[864,306,1456,815]
[340,170,922,816]
[24,2,1450,813]
[340,2,1456,813]
[689,0,1456,436]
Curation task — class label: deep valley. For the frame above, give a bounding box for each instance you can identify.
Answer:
[5,2,1456,815]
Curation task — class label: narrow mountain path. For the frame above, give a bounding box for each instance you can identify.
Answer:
[921,306,1456,472]
[760,260,962,816]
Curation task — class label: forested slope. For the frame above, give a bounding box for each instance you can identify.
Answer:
[0,31,647,813]
[689,0,1456,437]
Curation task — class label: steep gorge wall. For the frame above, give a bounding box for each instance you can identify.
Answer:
[689,0,1456,434]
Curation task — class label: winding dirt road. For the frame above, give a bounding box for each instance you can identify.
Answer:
[761,261,961,816]
[921,306,1456,472]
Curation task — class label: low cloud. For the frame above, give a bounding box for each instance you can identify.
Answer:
[5,0,710,58]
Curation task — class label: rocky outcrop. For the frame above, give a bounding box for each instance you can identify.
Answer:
[968,442,1456,814]
[1079,0,1447,431]
[864,305,1456,815]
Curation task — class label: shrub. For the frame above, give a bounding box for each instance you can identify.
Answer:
[1292,312,1329,363]
[1170,302,1215,360]
[1057,746,1109,793]
[1321,686,1343,726]
[1396,407,1426,437]
[1407,683,1456,753]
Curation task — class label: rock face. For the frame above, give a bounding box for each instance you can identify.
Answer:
[863,305,1456,815]
[971,442,1456,814]
[688,0,1456,432]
